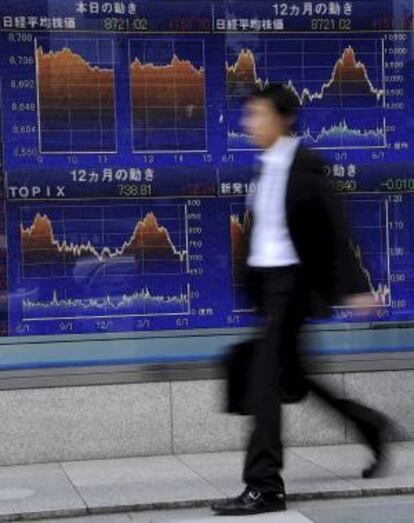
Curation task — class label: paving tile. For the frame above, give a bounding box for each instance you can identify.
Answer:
[178,451,244,496]
[22,515,131,523]
[2,443,414,521]
[62,456,221,510]
[0,463,85,519]
[178,449,357,498]
[283,450,358,496]
[292,443,414,491]
[129,507,313,522]
[295,494,414,523]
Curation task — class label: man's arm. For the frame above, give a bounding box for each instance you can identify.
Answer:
[311,174,374,306]
[291,168,371,307]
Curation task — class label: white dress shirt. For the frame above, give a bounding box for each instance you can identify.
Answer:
[247,136,301,268]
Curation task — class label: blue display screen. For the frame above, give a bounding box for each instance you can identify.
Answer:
[0,0,413,339]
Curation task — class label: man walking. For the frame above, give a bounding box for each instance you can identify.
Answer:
[213,84,389,516]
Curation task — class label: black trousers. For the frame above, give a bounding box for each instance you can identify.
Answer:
[243,266,307,493]
[243,266,380,493]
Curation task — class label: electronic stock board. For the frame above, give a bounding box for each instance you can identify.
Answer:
[0,0,412,344]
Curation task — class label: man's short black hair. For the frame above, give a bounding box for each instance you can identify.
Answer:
[248,83,299,118]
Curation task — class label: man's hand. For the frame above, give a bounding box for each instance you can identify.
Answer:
[341,293,379,317]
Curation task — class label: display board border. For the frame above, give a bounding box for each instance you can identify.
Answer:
[0,323,413,389]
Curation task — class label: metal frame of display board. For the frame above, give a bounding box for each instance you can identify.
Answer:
[0,322,413,390]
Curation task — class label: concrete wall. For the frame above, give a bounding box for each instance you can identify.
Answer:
[0,371,412,465]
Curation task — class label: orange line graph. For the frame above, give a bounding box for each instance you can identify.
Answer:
[130,54,205,111]
[230,212,250,282]
[36,46,115,107]
[226,46,384,104]
[21,212,187,265]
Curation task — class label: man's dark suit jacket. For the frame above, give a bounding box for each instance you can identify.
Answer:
[252,145,369,315]
[225,145,370,414]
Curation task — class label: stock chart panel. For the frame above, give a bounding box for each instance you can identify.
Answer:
[0,0,413,340]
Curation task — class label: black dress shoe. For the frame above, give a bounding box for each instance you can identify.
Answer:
[336,400,392,479]
[211,487,286,516]
[359,411,392,479]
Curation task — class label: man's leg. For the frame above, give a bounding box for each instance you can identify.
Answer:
[242,313,285,493]
[212,267,305,515]
[243,267,307,493]
[306,377,392,477]
[212,297,288,515]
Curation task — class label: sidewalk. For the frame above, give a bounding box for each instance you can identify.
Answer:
[0,442,412,522]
